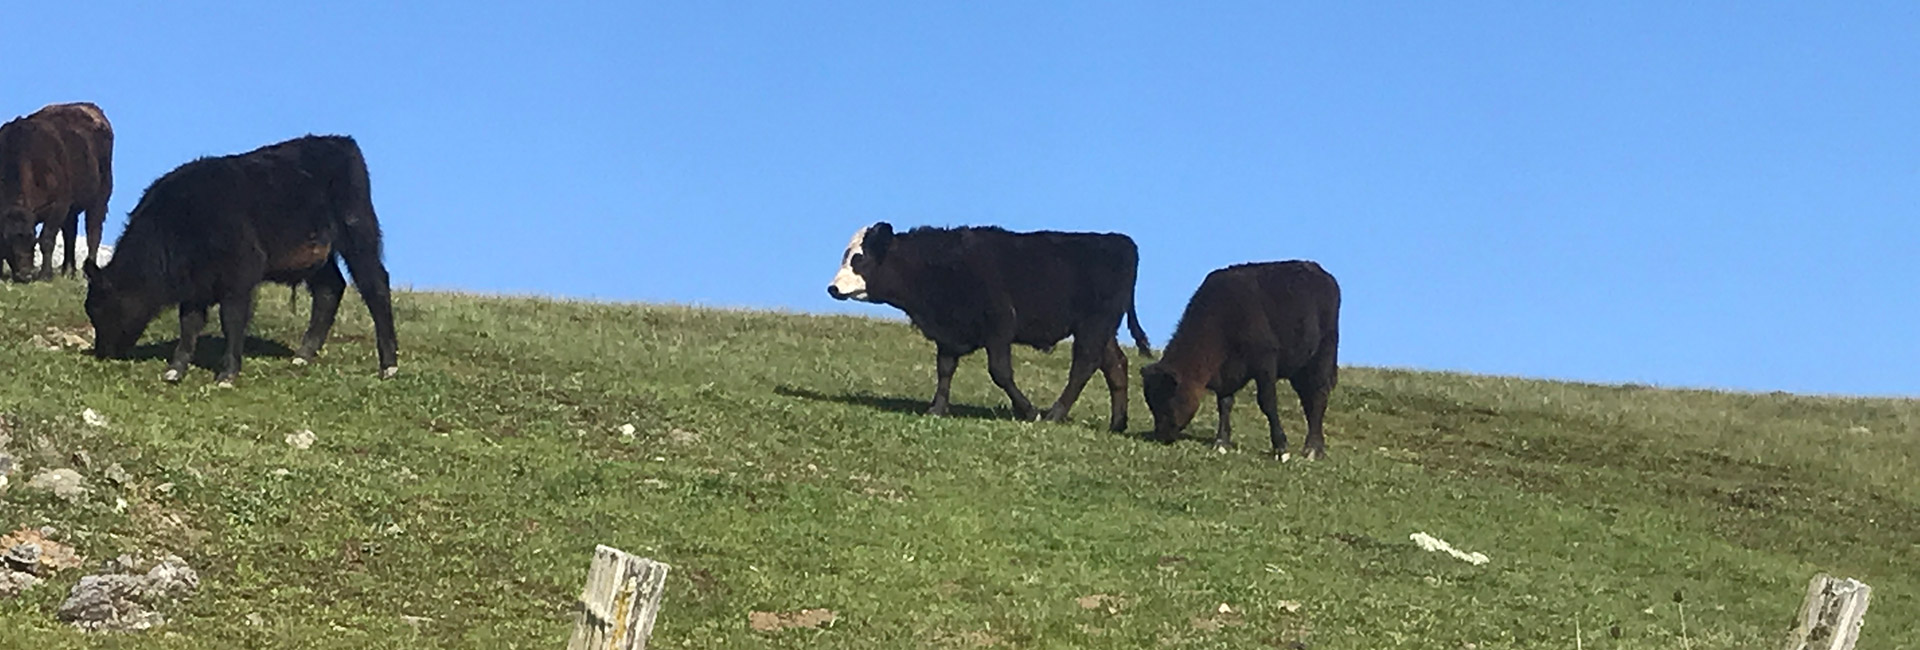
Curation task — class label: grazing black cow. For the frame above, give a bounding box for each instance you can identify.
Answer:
[826,222,1154,431]
[1140,261,1339,460]
[85,135,398,386]
[0,102,113,281]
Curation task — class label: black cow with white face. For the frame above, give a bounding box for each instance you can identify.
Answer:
[827,222,1153,431]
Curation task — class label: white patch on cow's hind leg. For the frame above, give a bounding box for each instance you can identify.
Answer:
[828,226,871,301]
[379,365,398,380]
[161,369,182,383]
[291,357,309,367]
[216,379,235,389]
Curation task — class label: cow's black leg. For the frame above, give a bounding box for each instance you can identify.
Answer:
[927,347,960,416]
[33,212,58,281]
[295,261,348,365]
[1214,392,1236,450]
[58,208,79,276]
[1042,335,1107,424]
[985,342,1037,420]
[166,304,208,383]
[1098,338,1129,432]
[339,245,399,378]
[1294,375,1332,460]
[83,198,106,270]
[1255,370,1288,460]
[214,289,256,386]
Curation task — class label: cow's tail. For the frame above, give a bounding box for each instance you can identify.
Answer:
[1126,301,1154,358]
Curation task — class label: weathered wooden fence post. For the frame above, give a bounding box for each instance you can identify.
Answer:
[1784,573,1871,650]
[567,545,671,650]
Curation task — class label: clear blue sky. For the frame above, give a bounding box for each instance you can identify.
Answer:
[9,2,1916,396]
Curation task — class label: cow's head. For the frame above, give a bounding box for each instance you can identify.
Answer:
[83,261,155,359]
[1140,362,1201,440]
[0,207,34,282]
[826,222,893,303]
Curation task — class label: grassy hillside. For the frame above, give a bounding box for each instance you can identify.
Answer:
[1,277,1915,649]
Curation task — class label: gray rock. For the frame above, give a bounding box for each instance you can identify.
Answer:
[0,570,41,597]
[26,468,87,501]
[4,541,40,573]
[56,555,197,632]
[141,556,199,600]
[102,463,131,486]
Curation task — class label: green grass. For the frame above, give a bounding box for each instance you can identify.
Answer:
[1,277,1915,648]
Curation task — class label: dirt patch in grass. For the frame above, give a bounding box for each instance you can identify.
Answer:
[748,608,836,632]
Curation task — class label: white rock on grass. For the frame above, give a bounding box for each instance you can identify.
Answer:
[1409,532,1490,566]
[26,234,112,270]
[285,430,316,450]
[0,570,41,597]
[81,409,109,428]
[26,469,88,502]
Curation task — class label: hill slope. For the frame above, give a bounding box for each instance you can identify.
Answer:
[1,279,1915,648]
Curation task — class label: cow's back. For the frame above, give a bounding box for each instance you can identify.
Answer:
[0,118,91,206]
[989,230,1139,334]
[27,103,113,195]
[126,135,376,278]
[1195,261,1338,372]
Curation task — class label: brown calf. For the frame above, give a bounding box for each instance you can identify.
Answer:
[1140,261,1340,459]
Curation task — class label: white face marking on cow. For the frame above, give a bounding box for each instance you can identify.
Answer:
[829,226,872,301]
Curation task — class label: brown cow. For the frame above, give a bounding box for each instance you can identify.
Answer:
[1140,261,1340,460]
[0,102,114,281]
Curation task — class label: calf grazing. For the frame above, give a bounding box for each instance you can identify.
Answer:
[0,102,113,281]
[85,135,398,385]
[1140,261,1339,460]
[827,222,1153,431]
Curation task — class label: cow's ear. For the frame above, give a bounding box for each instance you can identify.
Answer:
[866,222,894,258]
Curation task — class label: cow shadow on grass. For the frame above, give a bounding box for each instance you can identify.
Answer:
[121,336,297,371]
[773,385,1007,421]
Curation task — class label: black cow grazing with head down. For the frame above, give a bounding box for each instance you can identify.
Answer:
[0,102,113,281]
[85,135,398,386]
[1140,261,1339,460]
[827,222,1154,431]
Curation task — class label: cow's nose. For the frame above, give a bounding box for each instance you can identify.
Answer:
[827,285,844,300]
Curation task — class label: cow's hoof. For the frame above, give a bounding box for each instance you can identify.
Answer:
[926,403,950,417]
[379,365,398,380]
[1108,420,1127,434]
[1302,448,1327,461]
[161,369,183,383]
[1275,451,1292,463]
[1040,406,1070,423]
[291,357,309,367]
[215,379,235,389]
[1213,441,1236,453]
